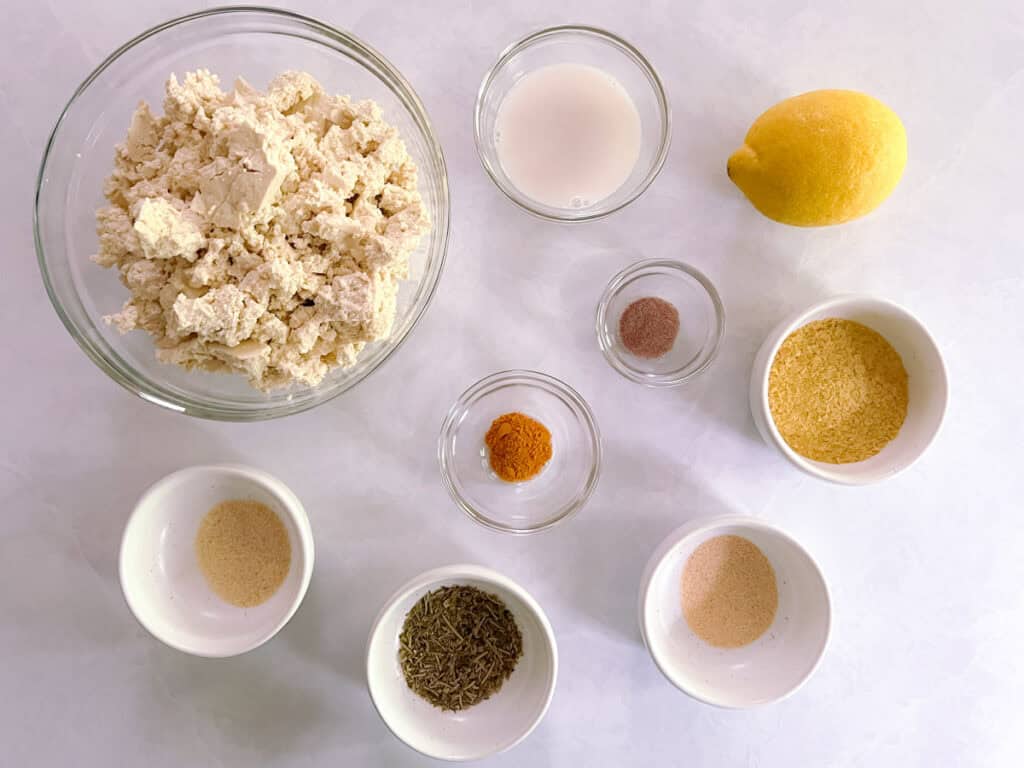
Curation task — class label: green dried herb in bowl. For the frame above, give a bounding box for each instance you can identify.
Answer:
[399,585,523,711]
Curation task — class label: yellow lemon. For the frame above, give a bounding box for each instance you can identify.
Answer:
[727,90,906,226]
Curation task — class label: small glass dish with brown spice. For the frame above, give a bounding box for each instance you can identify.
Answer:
[439,370,602,534]
[596,259,725,387]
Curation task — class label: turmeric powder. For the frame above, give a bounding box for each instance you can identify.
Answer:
[485,412,553,482]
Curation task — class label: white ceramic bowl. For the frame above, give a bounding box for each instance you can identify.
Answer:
[639,516,831,709]
[119,464,314,657]
[366,564,558,761]
[750,295,948,485]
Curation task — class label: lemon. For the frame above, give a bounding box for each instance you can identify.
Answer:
[727,90,907,226]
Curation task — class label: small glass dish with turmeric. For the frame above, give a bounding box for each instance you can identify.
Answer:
[439,370,602,534]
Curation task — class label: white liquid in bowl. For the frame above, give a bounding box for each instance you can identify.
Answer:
[494,63,642,209]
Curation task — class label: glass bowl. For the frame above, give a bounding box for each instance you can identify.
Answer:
[474,25,671,222]
[35,7,449,421]
[438,371,602,534]
[596,259,725,387]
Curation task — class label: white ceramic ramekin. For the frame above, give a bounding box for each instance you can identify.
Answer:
[119,464,314,657]
[639,515,830,708]
[366,564,557,761]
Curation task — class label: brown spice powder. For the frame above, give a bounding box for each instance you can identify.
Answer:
[768,318,909,464]
[195,499,291,608]
[619,297,680,359]
[682,535,778,648]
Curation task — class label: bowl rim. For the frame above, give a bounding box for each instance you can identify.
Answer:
[638,514,832,709]
[364,563,559,762]
[438,369,603,534]
[34,5,450,422]
[473,23,672,223]
[755,294,949,485]
[118,463,314,658]
[596,258,726,387]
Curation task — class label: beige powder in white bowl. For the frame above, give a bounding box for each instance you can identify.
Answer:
[639,516,830,708]
[119,464,313,657]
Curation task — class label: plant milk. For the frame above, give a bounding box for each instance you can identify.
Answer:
[495,63,642,209]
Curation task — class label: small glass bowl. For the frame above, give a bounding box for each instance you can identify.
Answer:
[596,260,725,387]
[439,370,602,534]
[474,25,671,222]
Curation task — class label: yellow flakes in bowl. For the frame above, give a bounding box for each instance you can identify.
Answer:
[768,318,908,464]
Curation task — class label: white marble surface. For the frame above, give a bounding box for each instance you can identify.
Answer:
[3,1,1023,765]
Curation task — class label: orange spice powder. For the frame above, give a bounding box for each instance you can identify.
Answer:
[484,412,553,482]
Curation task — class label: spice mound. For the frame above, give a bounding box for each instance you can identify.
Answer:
[94,69,431,391]
[485,412,553,483]
[195,499,291,608]
[682,535,778,648]
[619,296,679,359]
[399,585,523,711]
[769,318,909,463]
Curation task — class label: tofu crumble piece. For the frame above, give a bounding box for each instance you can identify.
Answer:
[94,69,431,391]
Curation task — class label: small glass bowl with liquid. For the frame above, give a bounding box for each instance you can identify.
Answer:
[438,370,602,533]
[475,25,671,222]
[596,260,726,387]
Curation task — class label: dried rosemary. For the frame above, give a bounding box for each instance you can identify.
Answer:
[398,585,523,711]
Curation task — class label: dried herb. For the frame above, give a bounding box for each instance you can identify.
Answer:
[398,585,523,711]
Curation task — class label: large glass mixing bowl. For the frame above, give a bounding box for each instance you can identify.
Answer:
[35,7,449,421]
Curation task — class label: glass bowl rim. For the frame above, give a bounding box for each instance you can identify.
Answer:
[595,258,726,387]
[438,369,603,534]
[34,5,450,421]
[473,23,672,223]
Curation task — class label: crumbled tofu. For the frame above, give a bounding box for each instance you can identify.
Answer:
[317,273,374,326]
[169,285,263,347]
[132,198,205,261]
[94,70,431,390]
[194,105,296,229]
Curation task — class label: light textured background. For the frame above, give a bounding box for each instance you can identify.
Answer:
[3,1,1022,765]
